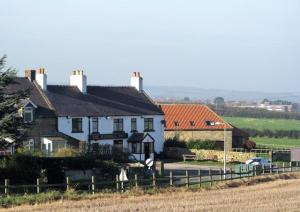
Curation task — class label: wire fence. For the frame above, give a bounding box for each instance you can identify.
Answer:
[1,162,300,195]
[232,148,290,153]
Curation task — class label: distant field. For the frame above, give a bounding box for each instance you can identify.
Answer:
[252,137,300,148]
[223,116,300,131]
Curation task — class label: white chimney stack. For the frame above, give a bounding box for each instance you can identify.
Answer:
[70,70,87,93]
[36,68,47,90]
[131,72,143,92]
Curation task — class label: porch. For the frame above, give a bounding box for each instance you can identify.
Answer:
[128,133,155,161]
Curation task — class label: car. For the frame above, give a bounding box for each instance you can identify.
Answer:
[246,157,271,166]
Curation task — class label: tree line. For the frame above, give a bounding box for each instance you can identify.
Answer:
[242,128,300,139]
[209,105,300,120]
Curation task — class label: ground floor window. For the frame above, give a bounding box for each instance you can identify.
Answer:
[130,142,141,154]
[113,140,123,150]
[23,139,34,150]
[52,141,67,152]
[42,138,67,155]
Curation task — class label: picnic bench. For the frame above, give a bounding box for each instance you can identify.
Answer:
[183,154,196,162]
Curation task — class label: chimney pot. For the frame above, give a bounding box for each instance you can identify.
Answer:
[130,71,143,92]
[70,70,87,93]
[25,69,36,82]
[36,68,47,90]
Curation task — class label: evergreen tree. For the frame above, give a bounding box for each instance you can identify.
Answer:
[0,55,28,150]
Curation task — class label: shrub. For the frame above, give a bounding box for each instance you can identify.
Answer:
[186,140,216,150]
[53,148,81,157]
[164,138,187,148]
[243,140,256,150]
[0,154,119,184]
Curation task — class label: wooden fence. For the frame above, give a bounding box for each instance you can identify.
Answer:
[1,162,299,195]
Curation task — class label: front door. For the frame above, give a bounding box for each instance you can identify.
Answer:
[144,142,151,160]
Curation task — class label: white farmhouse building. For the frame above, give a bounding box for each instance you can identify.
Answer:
[5,69,164,161]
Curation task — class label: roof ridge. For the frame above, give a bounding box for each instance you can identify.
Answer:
[88,85,133,88]
[33,81,56,111]
[160,103,205,106]
[203,105,233,129]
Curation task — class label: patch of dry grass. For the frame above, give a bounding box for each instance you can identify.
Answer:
[3,173,300,212]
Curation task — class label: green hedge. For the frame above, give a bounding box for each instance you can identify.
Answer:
[186,140,216,150]
[164,138,217,150]
[0,154,119,184]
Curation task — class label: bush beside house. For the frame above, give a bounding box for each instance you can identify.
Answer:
[0,154,119,184]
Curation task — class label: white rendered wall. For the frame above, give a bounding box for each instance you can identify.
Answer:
[57,115,165,154]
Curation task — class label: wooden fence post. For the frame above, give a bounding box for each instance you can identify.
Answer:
[239,166,242,178]
[37,178,40,194]
[66,177,70,191]
[283,162,285,172]
[290,162,293,172]
[134,174,138,188]
[247,165,250,178]
[262,165,265,175]
[5,179,9,195]
[199,170,202,188]
[220,168,223,181]
[270,163,273,174]
[230,168,233,180]
[209,169,213,186]
[92,176,95,195]
[185,170,189,188]
[152,173,156,188]
[116,175,119,192]
[170,171,173,186]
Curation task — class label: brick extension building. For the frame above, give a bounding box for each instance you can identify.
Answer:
[160,104,249,151]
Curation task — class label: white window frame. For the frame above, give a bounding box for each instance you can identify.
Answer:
[24,107,33,123]
[92,118,98,133]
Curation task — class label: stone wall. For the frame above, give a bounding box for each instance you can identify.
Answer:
[191,149,256,163]
[165,130,233,151]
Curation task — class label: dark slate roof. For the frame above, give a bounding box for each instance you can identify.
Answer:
[3,78,55,118]
[128,133,145,143]
[45,85,163,117]
[128,133,154,143]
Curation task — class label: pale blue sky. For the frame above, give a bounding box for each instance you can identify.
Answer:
[1,0,299,92]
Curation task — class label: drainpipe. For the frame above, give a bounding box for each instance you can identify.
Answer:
[87,116,91,153]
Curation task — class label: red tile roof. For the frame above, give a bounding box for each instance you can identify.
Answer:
[160,104,233,131]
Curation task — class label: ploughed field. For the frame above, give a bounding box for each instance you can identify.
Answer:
[5,178,300,212]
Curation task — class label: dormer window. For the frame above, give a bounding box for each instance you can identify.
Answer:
[190,121,195,127]
[24,107,33,123]
[174,121,180,127]
[206,121,215,126]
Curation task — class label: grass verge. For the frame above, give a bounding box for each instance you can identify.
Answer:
[1,172,300,209]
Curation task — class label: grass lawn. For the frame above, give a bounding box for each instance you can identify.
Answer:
[223,116,300,131]
[252,137,300,148]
